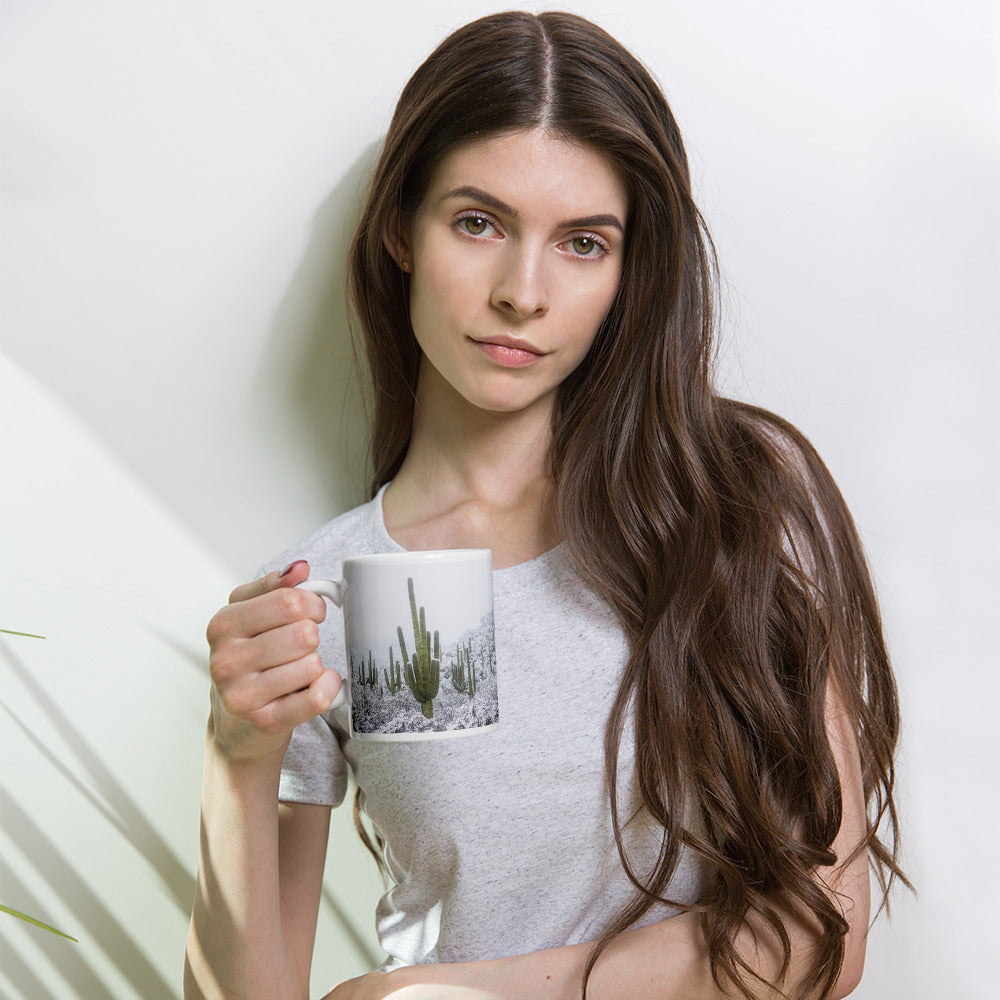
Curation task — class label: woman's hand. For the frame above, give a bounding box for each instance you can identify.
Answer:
[322,970,391,1000]
[205,559,342,765]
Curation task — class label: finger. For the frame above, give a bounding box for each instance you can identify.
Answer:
[240,654,330,709]
[251,669,343,732]
[209,586,326,645]
[233,618,324,676]
[228,559,310,604]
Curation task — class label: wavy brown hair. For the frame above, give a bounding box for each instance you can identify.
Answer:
[346,11,907,999]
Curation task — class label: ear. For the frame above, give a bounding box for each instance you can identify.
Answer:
[382,220,412,274]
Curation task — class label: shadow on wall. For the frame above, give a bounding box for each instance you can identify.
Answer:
[1,624,383,999]
[2,795,176,1000]
[0,355,384,998]
[253,143,385,513]
[2,643,196,917]
[1,639,186,999]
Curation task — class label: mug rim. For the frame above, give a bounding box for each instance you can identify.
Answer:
[343,548,491,566]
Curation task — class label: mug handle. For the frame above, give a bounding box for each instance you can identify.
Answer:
[297,577,345,607]
[296,577,347,709]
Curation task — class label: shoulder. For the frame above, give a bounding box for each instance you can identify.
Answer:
[257,492,383,579]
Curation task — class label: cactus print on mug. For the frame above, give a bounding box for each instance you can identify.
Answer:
[349,575,498,739]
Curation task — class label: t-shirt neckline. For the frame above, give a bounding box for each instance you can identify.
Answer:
[369,482,568,578]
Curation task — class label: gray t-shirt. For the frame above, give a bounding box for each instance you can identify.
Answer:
[265,488,705,967]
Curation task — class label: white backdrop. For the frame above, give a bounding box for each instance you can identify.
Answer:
[2,1,997,997]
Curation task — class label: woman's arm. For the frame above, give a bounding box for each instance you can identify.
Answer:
[184,563,340,1000]
[280,801,335,989]
[327,676,868,1000]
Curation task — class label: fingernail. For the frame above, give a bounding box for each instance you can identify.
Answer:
[279,560,306,578]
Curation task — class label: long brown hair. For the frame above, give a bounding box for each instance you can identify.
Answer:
[347,11,906,998]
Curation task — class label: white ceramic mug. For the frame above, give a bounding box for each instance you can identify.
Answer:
[299,550,497,741]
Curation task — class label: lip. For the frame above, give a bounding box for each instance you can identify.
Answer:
[469,335,546,368]
[472,334,545,354]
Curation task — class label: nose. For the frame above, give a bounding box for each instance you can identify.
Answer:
[490,246,549,319]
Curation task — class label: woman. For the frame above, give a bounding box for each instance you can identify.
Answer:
[184,12,906,1000]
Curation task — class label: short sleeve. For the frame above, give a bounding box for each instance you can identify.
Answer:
[278,711,349,807]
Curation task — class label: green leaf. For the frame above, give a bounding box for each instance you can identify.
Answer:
[1,904,78,941]
[0,629,46,639]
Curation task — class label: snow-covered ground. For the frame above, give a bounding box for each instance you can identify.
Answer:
[349,612,498,736]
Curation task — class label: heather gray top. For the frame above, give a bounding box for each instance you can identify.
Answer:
[265,488,705,968]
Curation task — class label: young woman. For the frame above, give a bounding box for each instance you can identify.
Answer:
[184,12,906,1000]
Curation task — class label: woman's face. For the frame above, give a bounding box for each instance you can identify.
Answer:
[396,128,628,424]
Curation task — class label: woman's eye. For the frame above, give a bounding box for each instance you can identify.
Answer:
[458,215,493,236]
[567,235,609,257]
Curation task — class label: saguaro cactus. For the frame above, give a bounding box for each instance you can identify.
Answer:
[397,577,440,719]
[464,641,478,699]
[361,650,379,691]
[450,642,477,698]
[450,654,467,693]
[384,646,403,695]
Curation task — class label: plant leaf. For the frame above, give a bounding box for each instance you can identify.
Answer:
[0,904,77,941]
[0,629,46,639]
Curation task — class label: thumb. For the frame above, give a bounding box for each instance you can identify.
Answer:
[275,559,311,588]
[228,559,310,604]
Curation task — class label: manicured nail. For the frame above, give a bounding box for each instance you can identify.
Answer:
[279,560,306,578]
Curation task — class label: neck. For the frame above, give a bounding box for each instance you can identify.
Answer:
[382,374,560,566]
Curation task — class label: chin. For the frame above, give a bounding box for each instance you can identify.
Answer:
[464,387,556,417]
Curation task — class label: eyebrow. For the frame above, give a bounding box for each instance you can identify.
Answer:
[441,185,625,233]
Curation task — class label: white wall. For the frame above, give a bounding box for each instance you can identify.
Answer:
[2,1,997,997]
